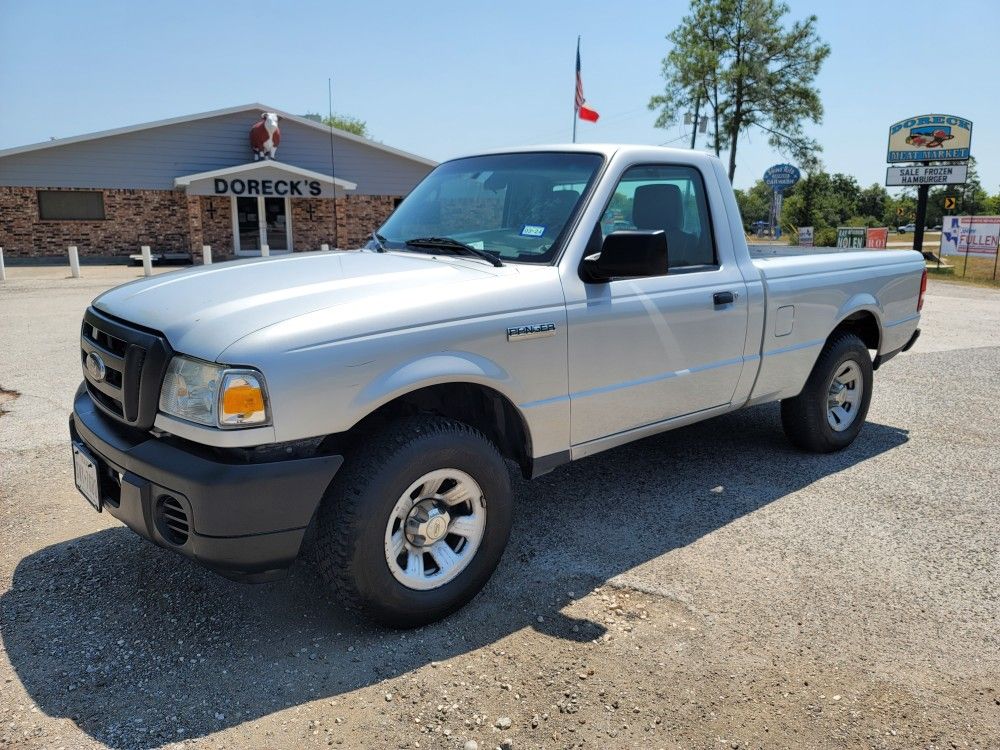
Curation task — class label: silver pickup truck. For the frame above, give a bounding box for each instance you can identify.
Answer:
[70,145,925,625]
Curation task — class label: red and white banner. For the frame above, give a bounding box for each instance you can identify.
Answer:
[866,227,889,249]
[940,216,1000,256]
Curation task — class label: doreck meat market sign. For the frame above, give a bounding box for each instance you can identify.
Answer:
[887,114,972,163]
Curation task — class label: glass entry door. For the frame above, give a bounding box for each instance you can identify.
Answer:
[263,197,288,250]
[232,196,292,255]
[236,197,261,252]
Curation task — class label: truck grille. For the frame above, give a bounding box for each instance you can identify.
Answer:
[81,307,173,430]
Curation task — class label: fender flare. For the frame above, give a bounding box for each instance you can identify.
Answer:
[833,294,884,351]
[352,351,521,419]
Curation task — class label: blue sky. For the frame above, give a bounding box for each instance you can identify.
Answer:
[1,0,997,191]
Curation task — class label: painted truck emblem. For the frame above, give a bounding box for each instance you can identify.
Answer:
[86,352,107,382]
[506,323,556,341]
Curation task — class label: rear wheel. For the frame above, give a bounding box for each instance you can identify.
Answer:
[314,415,512,627]
[781,332,873,453]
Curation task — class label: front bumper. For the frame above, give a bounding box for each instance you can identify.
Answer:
[70,384,343,581]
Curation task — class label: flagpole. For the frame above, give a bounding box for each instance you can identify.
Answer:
[572,36,579,144]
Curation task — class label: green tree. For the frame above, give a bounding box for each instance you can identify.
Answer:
[648,0,727,155]
[734,179,773,228]
[649,0,830,181]
[302,112,370,138]
[857,184,888,221]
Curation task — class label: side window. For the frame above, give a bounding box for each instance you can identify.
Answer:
[599,165,716,268]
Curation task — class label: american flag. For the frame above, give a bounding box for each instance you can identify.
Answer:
[575,39,599,123]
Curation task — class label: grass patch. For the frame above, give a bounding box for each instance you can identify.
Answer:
[928,255,1000,289]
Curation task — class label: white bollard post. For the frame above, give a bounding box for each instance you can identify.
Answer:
[202,244,212,265]
[260,244,270,257]
[141,245,153,277]
[0,247,5,282]
[320,243,330,252]
[68,246,81,278]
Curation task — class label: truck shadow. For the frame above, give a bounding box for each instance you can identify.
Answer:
[0,403,908,749]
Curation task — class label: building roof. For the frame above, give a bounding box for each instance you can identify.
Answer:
[0,103,437,168]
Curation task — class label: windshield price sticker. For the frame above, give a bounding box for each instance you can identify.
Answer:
[520,225,546,238]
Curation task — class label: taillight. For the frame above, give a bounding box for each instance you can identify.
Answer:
[917,268,928,312]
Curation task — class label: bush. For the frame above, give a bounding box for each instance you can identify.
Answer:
[845,215,882,228]
[814,228,838,247]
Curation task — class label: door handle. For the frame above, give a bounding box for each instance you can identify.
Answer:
[713,291,735,305]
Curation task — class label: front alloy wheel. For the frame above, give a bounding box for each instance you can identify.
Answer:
[315,415,512,627]
[384,469,487,590]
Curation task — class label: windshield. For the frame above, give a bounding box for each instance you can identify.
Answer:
[375,152,603,264]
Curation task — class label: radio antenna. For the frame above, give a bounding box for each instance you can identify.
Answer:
[328,76,340,249]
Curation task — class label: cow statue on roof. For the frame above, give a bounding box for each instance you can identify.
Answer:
[250,112,281,160]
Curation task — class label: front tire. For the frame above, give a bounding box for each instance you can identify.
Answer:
[781,332,873,453]
[314,415,512,627]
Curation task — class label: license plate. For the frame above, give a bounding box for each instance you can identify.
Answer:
[73,442,102,511]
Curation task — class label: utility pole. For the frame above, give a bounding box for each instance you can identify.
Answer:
[689,97,701,149]
[912,160,930,258]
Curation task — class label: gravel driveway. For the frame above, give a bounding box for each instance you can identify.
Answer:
[1,268,998,750]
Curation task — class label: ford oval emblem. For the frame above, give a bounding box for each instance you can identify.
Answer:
[86,352,107,382]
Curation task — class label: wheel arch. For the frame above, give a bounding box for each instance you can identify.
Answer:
[828,304,882,354]
[332,377,535,479]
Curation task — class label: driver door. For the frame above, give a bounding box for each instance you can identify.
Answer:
[565,164,749,446]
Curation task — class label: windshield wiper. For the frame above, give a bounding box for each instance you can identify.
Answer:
[370,231,387,253]
[403,236,504,267]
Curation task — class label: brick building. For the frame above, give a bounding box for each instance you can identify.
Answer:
[0,104,436,260]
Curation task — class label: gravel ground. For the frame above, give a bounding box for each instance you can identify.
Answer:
[1,268,998,750]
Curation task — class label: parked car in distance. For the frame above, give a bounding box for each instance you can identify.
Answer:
[69,145,926,626]
[897,223,916,233]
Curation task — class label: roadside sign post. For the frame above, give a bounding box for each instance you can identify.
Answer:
[763,164,800,239]
[914,173,929,256]
[866,227,889,249]
[940,216,1000,279]
[886,164,968,186]
[886,114,973,259]
[963,219,973,277]
[836,227,866,249]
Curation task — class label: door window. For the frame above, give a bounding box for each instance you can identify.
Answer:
[599,165,716,268]
[233,196,292,254]
[236,197,260,251]
[263,197,288,250]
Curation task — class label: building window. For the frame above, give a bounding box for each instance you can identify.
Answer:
[37,190,106,220]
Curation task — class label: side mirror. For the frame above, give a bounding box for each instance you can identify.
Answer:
[583,230,669,281]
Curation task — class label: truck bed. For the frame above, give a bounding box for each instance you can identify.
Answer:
[744,246,925,406]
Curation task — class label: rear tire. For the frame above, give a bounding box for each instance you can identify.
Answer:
[781,332,873,453]
[314,415,512,627]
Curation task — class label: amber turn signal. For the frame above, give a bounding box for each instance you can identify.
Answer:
[222,384,264,415]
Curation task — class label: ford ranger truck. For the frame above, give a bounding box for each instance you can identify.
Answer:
[70,145,925,626]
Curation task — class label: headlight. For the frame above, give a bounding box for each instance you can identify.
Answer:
[158,356,270,428]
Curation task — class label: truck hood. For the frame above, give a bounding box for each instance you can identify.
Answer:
[93,251,500,361]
